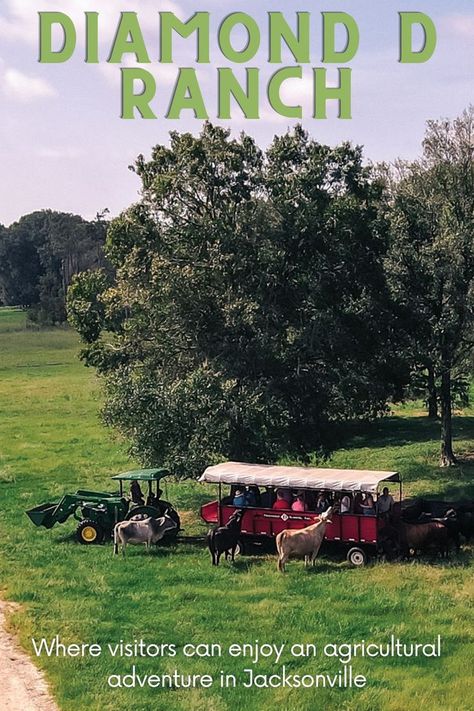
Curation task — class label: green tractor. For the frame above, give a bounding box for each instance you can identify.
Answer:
[26,469,180,544]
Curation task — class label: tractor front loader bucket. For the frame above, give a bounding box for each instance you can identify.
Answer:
[26,502,59,529]
[26,494,80,529]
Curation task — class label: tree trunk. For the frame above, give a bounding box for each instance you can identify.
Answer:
[439,368,456,466]
[427,366,438,419]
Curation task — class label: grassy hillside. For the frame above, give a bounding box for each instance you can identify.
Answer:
[0,307,473,711]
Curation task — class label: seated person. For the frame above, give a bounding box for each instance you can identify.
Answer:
[232,489,246,507]
[244,486,258,507]
[376,487,394,516]
[340,492,352,513]
[353,492,363,515]
[222,484,242,505]
[147,487,163,507]
[260,486,276,508]
[360,493,376,516]
[292,493,307,512]
[130,480,145,506]
[273,489,291,510]
[246,485,260,507]
[314,492,330,513]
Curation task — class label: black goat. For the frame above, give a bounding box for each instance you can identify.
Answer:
[207,509,244,566]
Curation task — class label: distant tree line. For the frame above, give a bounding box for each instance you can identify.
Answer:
[0,210,109,324]
[3,111,473,472]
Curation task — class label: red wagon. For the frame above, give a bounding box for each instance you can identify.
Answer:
[200,462,402,566]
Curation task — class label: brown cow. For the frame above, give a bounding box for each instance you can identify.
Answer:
[379,521,450,559]
[404,521,450,557]
[276,508,332,572]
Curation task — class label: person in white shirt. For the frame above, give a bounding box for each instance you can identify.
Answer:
[376,487,394,516]
[340,493,351,513]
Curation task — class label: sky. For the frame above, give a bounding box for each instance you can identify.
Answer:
[0,0,473,226]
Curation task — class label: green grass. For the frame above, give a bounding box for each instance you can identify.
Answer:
[0,306,27,332]
[0,315,473,711]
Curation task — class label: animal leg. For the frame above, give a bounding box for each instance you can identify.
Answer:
[311,543,322,567]
[216,551,221,566]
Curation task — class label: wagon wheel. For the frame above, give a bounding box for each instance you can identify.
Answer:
[347,547,368,567]
[76,519,104,545]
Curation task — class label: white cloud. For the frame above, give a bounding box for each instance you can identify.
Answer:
[36,146,83,159]
[279,73,314,105]
[99,58,180,88]
[442,14,474,39]
[3,67,57,102]
[0,0,182,46]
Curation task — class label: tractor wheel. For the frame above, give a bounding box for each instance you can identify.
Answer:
[347,547,368,567]
[125,505,161,521]
[76,520,104,545]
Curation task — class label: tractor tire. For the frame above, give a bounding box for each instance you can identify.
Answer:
[76,520,104,545]
[125,505,161,521]
[347,547,368,567]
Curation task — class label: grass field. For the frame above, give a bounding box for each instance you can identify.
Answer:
[0,306,473,711]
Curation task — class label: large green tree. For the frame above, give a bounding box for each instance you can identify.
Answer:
[68,123,404,476]
[385,108,474,466]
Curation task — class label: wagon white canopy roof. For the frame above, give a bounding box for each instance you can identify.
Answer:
[200,462,400,493]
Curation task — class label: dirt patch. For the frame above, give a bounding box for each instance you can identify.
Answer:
[0,600,59,711]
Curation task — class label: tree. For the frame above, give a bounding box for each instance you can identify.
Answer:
[68,123,404,477]
[0,212,47,307]
[385,108,474,465]
[0,210,108,323]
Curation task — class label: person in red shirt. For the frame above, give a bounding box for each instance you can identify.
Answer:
[273,489,291,510]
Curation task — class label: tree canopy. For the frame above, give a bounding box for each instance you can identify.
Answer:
[68,123,405,476]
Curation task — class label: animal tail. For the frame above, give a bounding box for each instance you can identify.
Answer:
[113,525,118,555]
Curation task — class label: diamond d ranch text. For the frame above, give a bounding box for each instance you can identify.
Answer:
[38,10,437,119]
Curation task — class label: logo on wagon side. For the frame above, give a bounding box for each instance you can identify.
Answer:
[281,513,289,521]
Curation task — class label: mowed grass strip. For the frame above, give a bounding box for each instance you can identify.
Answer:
[0,313,473,711]
[0,306,27,332]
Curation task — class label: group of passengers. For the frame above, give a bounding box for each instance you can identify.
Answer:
[223,484,394,516]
